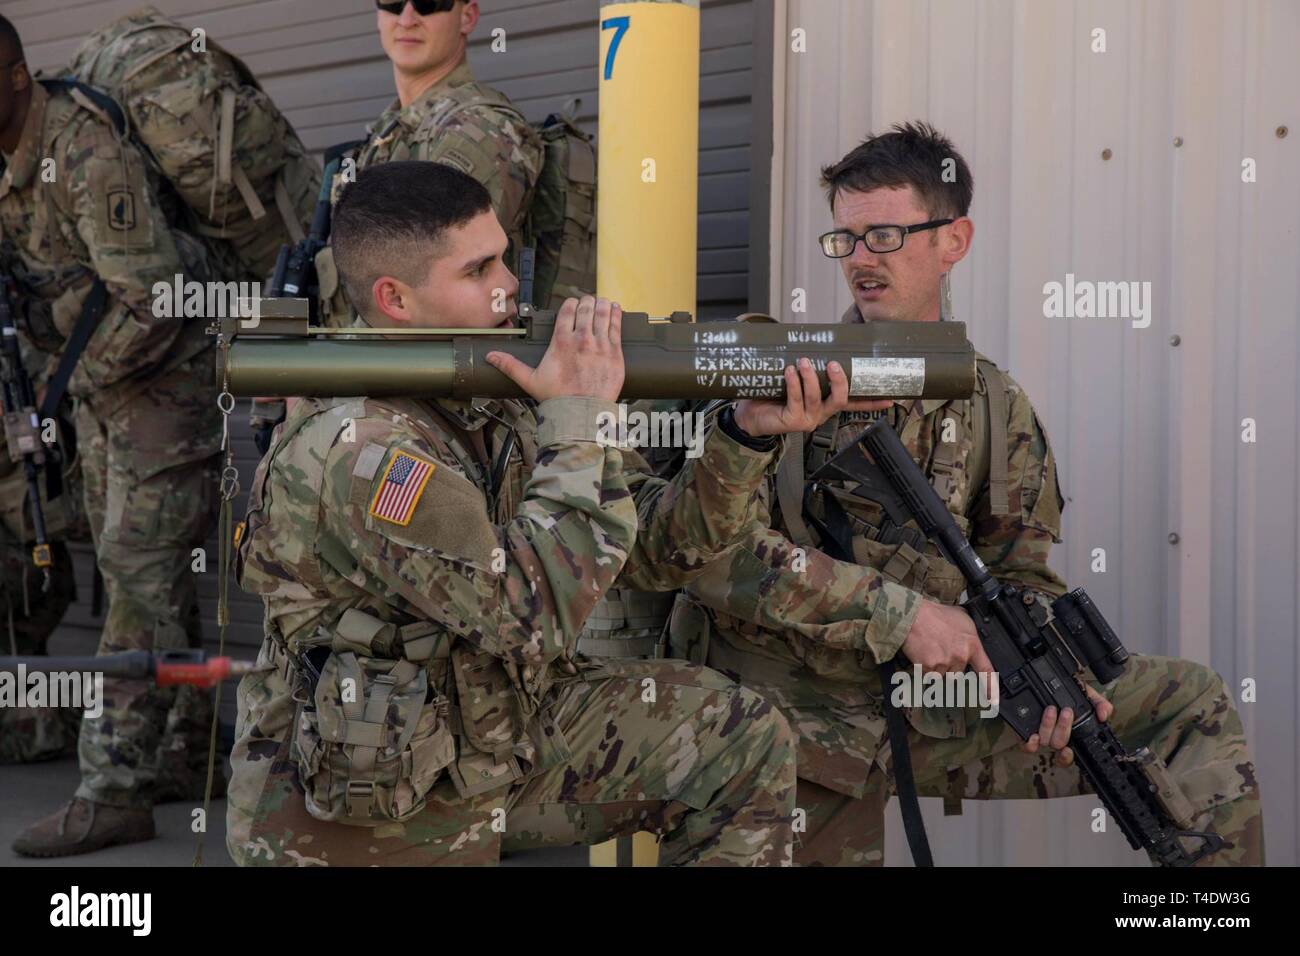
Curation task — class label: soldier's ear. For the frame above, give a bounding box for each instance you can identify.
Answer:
[10,60,30,93]
[460,1,479,36]
[942,217,974,268]
[372,276,414,326]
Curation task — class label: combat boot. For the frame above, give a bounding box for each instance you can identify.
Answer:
[11,798,155,858]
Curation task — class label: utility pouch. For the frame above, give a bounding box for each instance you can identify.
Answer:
[294,608,455,826]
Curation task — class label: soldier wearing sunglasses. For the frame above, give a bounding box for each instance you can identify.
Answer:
[316,1,543,329]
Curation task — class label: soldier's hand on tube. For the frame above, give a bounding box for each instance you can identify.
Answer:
[1020,685,1114,768]
[486,295,624,402]
[733,358,892,437]
[899,600,994,677]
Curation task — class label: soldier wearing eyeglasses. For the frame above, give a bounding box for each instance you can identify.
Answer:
[667,121,1263,866]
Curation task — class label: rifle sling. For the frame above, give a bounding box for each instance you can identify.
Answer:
[776,432,814,547]
[880,656,936,867]
[802,450,936,868]
[39,278,108,422]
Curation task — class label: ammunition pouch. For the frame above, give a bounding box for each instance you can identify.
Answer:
[444,643,551,799]
[293,608,456,827]
[664,591,712,664]
[576,588,675,660]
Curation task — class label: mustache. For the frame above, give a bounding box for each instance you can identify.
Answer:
[850,270,890,284]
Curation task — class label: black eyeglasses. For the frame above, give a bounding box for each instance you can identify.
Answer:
[818,219,953,258]
[376,0,458,15]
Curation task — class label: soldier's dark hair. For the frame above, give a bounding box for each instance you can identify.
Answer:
[332,160,494,320]
[819,121,973,220]
[0,15,24,64]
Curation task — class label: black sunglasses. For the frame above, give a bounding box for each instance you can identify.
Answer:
[376,0,458,15]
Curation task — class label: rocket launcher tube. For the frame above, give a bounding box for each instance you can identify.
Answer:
[218,305,977,402]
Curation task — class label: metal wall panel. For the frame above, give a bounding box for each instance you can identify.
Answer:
[773,0,1297,865]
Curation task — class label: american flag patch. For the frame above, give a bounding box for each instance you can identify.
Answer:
[368,451,436,526]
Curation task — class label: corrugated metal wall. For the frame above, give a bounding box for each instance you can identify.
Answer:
[6,1,759,667]
[772,0,1298,865]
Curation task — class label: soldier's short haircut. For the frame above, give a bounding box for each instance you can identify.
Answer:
[332,160,494,320]
[819,121,973,220]
[0,15,24,63]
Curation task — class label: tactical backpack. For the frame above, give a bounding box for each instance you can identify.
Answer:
[525,111,597,308]
[422,89,597,309]
[57,5,320,280]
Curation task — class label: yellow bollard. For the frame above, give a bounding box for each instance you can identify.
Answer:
[589,0,700,869]
[596,0,700,315]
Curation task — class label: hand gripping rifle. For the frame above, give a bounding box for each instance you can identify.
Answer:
[0,275,55,591]
[811,419,1223,866]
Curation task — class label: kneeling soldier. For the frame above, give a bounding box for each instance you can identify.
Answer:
[227,161,864,866]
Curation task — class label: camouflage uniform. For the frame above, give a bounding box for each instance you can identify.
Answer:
[310,59,657,664]
[672,305,1263,866]
[0,81,221,806]
[228,389,795,866]
[316,58,544,328]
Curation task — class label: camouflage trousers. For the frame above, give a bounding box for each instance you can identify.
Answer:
[228,655,795,866]
[0,541,80,763]
[73,351,222,808]
[794,654,1263,866]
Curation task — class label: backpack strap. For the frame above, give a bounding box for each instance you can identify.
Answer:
[429,85,528,140]
[38,279,108,422]
[188,102,267,224]
[775,432,814,547]
[776,411,841,548]
[976,358,1012,516]
[38,79,127,137]
[928,412,961,507]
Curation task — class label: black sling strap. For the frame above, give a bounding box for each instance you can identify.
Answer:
[28,81,119,422]
[880,656,935,866]
[805,472,937,867]
[38,278,107,423]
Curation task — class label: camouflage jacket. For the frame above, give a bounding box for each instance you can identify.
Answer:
[318,59,543,327]
[0,82,215,414]
[229,389,778,846]
[680,307,1068,798]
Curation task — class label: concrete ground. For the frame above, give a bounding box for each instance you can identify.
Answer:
[0,754,589,867]
[3,629,590,867]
